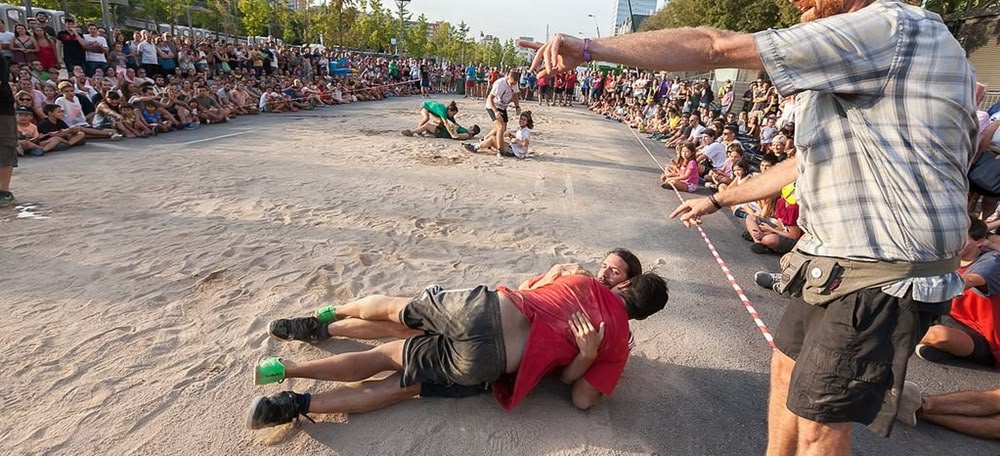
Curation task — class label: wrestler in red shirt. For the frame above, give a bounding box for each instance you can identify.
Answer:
[248,259,667,429]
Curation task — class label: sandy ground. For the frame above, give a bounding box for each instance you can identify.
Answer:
[1,95,997,455]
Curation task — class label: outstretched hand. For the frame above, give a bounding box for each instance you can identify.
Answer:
[518,35,585,79]
[669,197,721,227]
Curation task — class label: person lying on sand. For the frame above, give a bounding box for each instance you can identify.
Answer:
[464,111,534,159]
[246,254,667,430]
[402,100,480,140]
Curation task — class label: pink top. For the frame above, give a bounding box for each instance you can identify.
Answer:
[684,160,699,186]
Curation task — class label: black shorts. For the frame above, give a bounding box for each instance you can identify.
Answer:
[487,109,509,123]
[0,114,17,168]
[434,124,455,139]
[541,86,552,95]
[555,87,564,94]
[941,315,996,365]
[775,289,943,437]
[399,285,506,394]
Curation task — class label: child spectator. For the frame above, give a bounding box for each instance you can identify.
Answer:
[660,142,699,192]
[141,101,173,133]
[119,104,153,137]
[55,81,121,140]
[15,106,66,155]
[760,116,779,151]
[746,181,801,255]
[37,103,87,148]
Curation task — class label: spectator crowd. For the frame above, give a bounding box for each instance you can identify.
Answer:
[4,11,469,157]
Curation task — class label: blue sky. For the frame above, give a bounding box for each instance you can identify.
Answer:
[405,0,666,43]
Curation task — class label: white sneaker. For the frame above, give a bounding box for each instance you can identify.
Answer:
[110,133,124,141]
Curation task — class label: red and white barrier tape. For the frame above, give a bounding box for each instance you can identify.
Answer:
[626,125,776,350]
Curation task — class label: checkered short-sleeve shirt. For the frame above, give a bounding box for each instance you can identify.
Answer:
[753,1,977,303]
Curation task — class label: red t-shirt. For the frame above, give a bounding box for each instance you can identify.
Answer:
[952,268,1000,367]
[775,198,799,228]
[554,74,565,88]
[564,72,577,87]
[494,275,631,410]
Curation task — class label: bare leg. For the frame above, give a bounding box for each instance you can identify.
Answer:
[920,325,975,357]
[284,339,405,382]
[0,166,11,192]
[767,350,799,456]
[920,413,1000,440]
[329,318,421,340]
[923,389,1000,416]
[797,420,851,456]
[308,373,421,414]
[334,295,410,323]
[416,109,430,128]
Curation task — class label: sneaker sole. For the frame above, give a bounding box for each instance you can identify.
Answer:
[246,395,265,430]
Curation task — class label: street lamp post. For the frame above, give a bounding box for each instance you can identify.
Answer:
[587,14,601,38]
[397,0,410,56]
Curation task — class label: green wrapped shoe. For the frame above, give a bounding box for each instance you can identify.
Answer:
[254,357,287,385]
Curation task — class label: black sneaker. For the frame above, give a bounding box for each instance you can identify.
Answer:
[267,317,328,343]
[0,191,14,208]
[750,243,773,254]
[742,230,754,242]
[246,391,314,430]
[755,271,782,292]
[915,344,955,363]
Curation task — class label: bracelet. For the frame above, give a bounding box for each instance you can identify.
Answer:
[709,194,723,209]
[583,38,592,63]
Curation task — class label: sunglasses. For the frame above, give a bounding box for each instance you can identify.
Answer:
[17,98,31,101]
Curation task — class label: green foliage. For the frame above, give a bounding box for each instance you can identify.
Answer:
[237,0,271,36]
[641,0,802,32]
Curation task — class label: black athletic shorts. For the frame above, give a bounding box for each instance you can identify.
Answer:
[487,108,508,123]
[941,315,996,366]
[0,114,17,168]
[774,288,944,437]
[399,285,506,396]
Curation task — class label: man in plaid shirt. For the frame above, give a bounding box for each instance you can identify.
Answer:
[524,1,977,454]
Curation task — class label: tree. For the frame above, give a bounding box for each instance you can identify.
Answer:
[238,0,272,36]
[429,21,452,59]
[640,0,799,33]
[406,13,429,57]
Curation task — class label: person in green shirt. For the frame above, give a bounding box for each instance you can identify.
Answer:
[402,100,480,140]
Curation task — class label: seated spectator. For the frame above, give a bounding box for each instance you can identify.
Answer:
[15,106,67,156]
[706,144,744,189]
[695,128,726,176]
[141,101,173,133]
[54,81,121,140]
[119,104,153,137]
[916,217,999,368]
[745,179,800,255]
[93,91,138,138]
[760,116,779,151]
[259,85,291,113]
[37,103,87,148]
[193,84,228,124]
[660,142,699,192]
[722,160,753,218]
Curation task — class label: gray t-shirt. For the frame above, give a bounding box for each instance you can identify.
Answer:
[967,251,1000,297]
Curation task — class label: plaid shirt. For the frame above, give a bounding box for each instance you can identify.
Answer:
[754,1,977,303]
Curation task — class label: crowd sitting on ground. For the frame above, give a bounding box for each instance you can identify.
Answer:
[4,13,493,157]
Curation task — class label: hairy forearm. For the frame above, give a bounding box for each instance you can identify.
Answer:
[715,157,797,207]
[590,27,764,72]
[560,353,596,384]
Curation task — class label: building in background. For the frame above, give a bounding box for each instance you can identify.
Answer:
[516,36,535,64]
[611,0,658,36]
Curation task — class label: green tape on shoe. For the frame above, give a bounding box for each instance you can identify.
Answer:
[255,356,286,385]
[315,305,336,324]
